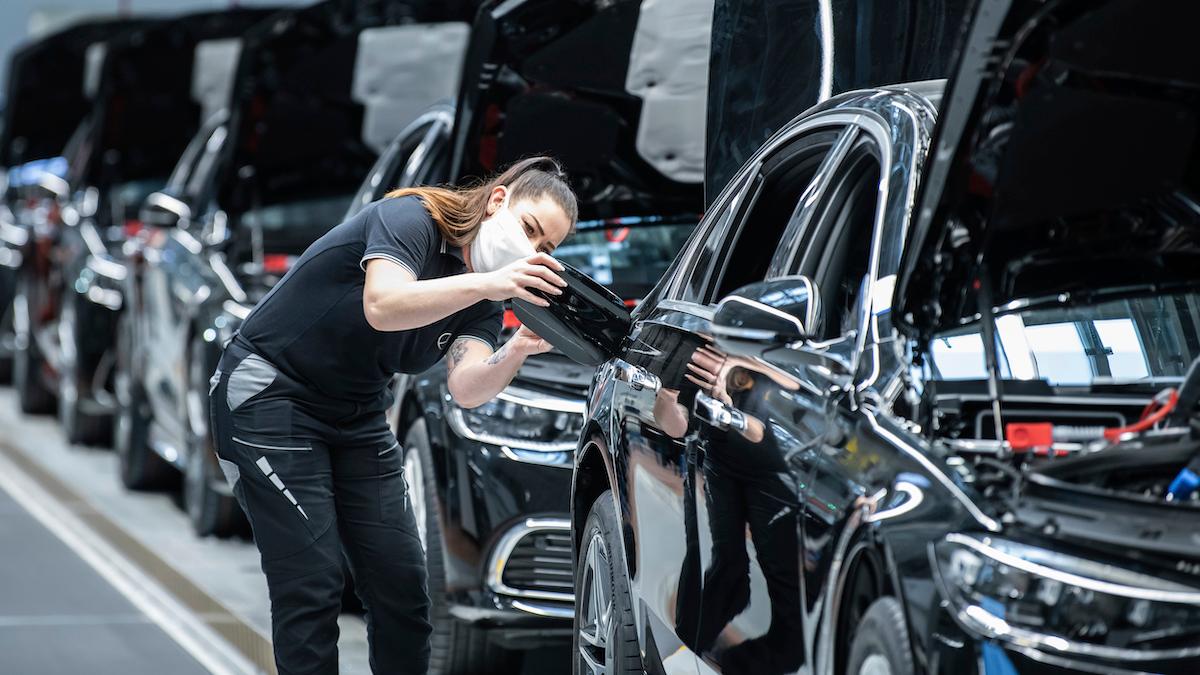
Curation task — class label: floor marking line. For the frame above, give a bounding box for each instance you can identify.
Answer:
[0,450,263,675]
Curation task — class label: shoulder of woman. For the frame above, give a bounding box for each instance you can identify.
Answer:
[374,194,436,229]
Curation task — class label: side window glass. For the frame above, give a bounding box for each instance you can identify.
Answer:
[707,129,844,302]
[795,140,882,340]
[661,169,753,304]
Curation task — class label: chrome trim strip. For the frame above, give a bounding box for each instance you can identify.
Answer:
[486,518,574,604]
[509,599,573,619]
[209,254,247,304]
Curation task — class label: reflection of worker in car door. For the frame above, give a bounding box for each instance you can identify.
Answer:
[686,347,804,674]
[208,157,575,675]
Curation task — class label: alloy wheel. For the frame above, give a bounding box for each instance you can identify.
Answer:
[577,532,614,675]
[402,446,427,551]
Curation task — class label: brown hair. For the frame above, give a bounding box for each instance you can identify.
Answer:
[385,156,578,247]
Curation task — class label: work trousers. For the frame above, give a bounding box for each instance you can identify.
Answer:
[210,339,431,674]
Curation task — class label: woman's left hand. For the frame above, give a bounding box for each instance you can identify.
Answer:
[510,324,553,357]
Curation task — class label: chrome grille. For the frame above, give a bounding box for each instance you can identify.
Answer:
[488,519,574,603]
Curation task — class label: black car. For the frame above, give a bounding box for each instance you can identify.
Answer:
[8,9,274,445]
[119,1,474,537]
[524,2,1200,674]
[351,0,710,671]
[0,18,147,384]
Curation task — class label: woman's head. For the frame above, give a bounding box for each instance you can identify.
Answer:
[386,156,577,271]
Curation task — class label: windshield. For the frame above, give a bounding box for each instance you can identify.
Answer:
[553,216,697,302]
[930,292,1200,386]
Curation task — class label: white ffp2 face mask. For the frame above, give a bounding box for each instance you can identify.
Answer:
[470,201,536,274]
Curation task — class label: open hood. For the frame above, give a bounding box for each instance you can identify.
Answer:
[704,0,972,204]
[71,9,278,190]
[219,0,477,212]
[449,0,708,220]
[0,18,149,169]
[895,0,1200,337]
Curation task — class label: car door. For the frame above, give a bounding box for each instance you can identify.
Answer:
[725,95,933,675]
[678,123,859,675]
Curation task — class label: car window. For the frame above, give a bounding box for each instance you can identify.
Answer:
[553,215,697,303]
[706,129,843,303]
[796,139,882,339]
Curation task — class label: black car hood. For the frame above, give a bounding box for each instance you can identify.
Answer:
[704,0,971,204]
[895,0,1200,336]
[449,0,706,220]
[0,18,150,168]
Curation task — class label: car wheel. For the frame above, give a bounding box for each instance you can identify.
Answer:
[847,597,915,675]
[113,313,175,491]
[57,296,109,445]
[183,334,244,536]
[12,278,55,414]
[404,418,518,675]
[574,489,641,675]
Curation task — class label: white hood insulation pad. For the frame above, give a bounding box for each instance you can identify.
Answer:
[353,23,470,154]
[625,0,714,184]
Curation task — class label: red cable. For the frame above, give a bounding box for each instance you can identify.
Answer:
[1103,388,1178,441]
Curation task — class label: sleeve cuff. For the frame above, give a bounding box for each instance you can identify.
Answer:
[360,252,418,279]
[454,333,496,350]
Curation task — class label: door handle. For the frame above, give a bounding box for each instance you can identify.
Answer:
[693,391,746,432]
[613,360,661,392]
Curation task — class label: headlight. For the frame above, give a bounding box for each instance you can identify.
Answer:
[932,533,1200,660]
[447,385,585,453]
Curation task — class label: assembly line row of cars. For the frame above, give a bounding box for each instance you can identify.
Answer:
[4,1,1200,674]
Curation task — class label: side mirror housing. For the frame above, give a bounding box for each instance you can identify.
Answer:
[713,276,853,377]
[712,276,821,352]
[140,191,191,229]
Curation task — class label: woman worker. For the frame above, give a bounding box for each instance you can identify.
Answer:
[208,156,576,674]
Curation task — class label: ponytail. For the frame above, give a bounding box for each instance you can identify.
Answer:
[385,156,578,247]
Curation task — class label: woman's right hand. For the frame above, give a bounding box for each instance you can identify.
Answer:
[478,253,568,306]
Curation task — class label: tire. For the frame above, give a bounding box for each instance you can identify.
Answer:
[57,296,110,445]
[574,489,642,675]
[404,418,518,675]
[847,597,915,675]
[12,278,55,414]
[113,313,176,491]
[183,334,245,537]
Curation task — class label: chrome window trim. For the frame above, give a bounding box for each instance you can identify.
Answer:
[485,518,574,604]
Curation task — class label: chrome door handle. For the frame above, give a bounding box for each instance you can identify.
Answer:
[693,391,746,431]
[613,360,661,392]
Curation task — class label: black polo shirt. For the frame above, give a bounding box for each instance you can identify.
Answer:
[235,196,502,402]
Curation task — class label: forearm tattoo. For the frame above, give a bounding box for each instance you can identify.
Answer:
[484,343,509,366]
[447,338,469,372]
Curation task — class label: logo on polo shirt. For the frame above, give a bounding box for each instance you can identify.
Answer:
[438,332,452,350]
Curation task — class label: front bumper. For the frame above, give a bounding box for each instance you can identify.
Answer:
[435,422,575,640]
[927,600,1200,675]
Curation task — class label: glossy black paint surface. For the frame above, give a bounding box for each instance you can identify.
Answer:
[392,361,580,640]
[564,72,1200,674]
[512,262,631,368]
